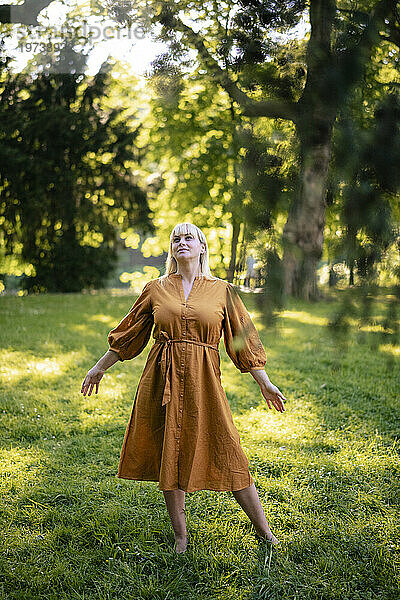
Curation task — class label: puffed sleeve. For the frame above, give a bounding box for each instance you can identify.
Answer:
[107,280,154,361]
[222,283,267,372]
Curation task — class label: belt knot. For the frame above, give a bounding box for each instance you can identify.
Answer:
[153,331,219,407]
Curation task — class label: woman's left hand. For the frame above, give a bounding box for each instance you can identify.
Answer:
[259,380,286,413]
[249,368,286,413]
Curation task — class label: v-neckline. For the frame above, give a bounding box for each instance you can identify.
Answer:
[171,273,198,303]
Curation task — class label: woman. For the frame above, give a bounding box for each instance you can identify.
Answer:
[81,223,286,554]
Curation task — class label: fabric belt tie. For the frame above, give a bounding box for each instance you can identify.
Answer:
[154,330,219,407]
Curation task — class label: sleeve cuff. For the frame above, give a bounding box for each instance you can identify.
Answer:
[109,347,124,362]
[239,363,267,373]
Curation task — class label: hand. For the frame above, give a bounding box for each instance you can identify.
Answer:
[81,366,105,396]
[259,380,286,413]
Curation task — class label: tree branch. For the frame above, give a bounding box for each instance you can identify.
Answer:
[157,8,299,123]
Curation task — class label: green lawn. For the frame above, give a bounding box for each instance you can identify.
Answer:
[0,286,399,600]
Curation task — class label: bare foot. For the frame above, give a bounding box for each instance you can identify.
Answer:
[256,531,280,545]
[174,535,187,553]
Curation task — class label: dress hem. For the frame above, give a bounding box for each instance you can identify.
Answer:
[116,473,254,493]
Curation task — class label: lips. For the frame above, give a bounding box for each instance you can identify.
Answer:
[178,248,188,252]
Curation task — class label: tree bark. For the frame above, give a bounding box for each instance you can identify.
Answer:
[282,134,332,301]
[349,261,354,286]
[226,218,240,283]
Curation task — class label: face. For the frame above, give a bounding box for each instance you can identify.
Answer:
[171,231,205,264]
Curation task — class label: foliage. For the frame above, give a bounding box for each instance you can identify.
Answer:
[327,37,400,284]
[134,0,400,298]
[0,45,153,292]
[139,49,300,278]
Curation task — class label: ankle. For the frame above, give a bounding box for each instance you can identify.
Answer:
[255,526,274,540]
[256,531,279,545]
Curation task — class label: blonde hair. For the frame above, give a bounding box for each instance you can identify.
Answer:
[159,222,218,286]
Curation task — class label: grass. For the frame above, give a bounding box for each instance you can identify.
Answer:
[0,285,399,600]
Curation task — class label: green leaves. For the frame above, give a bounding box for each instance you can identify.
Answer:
[0,56,153,292]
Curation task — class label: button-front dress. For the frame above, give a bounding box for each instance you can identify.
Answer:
[108,273,267,493]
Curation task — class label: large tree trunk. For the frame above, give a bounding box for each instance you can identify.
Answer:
[280,0,336,301]
[226,218,240,283]
[282,135,332,301]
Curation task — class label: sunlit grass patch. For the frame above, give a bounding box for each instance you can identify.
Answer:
[0,287,398,600]
[281,310,329,326]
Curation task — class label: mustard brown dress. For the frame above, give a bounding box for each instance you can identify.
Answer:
[108,273,267,493]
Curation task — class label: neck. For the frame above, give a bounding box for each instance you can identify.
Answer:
[175,263,201,282]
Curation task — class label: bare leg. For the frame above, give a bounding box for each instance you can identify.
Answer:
[232,483,279,544]
[162,489,187,553]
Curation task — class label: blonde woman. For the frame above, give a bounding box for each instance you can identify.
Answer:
[81,223,286,554]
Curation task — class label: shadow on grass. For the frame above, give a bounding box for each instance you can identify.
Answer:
[0,287,399,599]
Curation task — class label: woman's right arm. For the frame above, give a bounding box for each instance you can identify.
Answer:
[82,280,154,397]
[80,349,120,397]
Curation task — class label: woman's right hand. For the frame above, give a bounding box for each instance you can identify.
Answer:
[81,366,105,396]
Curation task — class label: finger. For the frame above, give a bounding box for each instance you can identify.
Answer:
[274,388,286,401]
[95,382,99,394]
[272,396,285,412]
[271,399,282,412]
[277,397,285,411]
[81,375,91,392]
[275,391,286,404]
[88,383,94,396]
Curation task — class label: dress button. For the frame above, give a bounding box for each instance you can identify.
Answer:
[182,347,185,351]
[182,316,185,320]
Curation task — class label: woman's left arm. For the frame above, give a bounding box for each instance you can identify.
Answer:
[249,368,286,413]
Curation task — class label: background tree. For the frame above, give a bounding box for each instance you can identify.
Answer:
[0,48,153,292]
[139,38,302,282]
[329,37,400,287]
[110,0,400,300]
[2,0,399,300]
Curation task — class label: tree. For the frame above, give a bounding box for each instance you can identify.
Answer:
[109,0,399,300]
[326,33,400,287]
[333,94,400,282]
[3,1,399,299]
[139,58,294,282]
[0,0,51,25]
[0,49,154,292]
